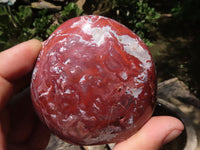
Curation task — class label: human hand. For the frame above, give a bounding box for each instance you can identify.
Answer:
[0,39,50,150]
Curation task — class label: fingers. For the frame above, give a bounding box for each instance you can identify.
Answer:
[7,122,50,150]
[0,125,6,150]
[0,110,8,150]
[7,88,36,144]
[0,39,47,150]
[0,39,42,81]
[0,76,13,110]
[113,116,184,150]
[7,88,50,150]
[0,39,42,110]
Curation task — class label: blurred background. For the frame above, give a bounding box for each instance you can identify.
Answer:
[0,0,200,149]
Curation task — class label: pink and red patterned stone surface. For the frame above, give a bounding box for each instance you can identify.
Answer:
[31,15,157,145]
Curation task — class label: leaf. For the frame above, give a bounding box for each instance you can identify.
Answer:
[60,2,83,23]
[46,24,59,36]
[0,6,8,16]
[17,5,32,19]
[0,40,11,50]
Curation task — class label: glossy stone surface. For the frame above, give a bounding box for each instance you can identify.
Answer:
[31,15,157,145]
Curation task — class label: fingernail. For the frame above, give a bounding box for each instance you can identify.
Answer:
[163,129,183,144]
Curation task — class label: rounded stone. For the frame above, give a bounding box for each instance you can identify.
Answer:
[31,15,157,145]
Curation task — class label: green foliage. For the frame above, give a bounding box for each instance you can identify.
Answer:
[31,9,54,40]
[0,2,82,51]
[111,0,160,46]
[59,2,83,23]
[0,6,53,50]
[0,1,158,50]
[171,0,200,27]
[171,2,182,16]
[0,6,33,50]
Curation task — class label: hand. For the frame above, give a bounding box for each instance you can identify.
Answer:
[0,39,50,150]
[0,40,184,150]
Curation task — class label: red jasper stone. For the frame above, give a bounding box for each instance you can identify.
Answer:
[31,15,157,145]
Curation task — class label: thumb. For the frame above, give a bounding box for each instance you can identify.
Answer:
[113,116,184,150]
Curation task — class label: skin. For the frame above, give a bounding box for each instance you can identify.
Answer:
[0,39,184,150]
